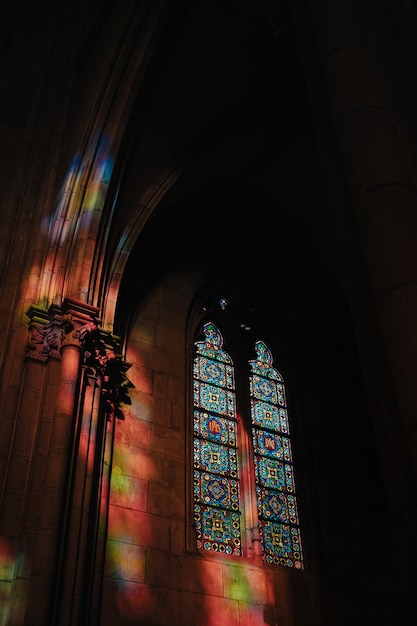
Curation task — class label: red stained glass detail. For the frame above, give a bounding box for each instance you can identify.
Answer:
[208,419,221,434]
[264,436,276,451]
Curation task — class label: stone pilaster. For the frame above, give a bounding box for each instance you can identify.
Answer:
[299,2,417,620]
[26,304,65,362]
[24,298,133,624]
[24,299,100,625]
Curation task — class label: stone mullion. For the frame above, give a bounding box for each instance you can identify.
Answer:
[239,414,262,561]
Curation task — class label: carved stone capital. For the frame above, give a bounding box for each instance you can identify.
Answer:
[26,299,100,361]
[60,298,101,350]
[80,326,133,421]
[26,305,65,362]
[26,299,133,418]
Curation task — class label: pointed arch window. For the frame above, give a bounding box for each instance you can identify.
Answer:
[249,341,303,568]
[193,322,303,569]
[193,322,241,555]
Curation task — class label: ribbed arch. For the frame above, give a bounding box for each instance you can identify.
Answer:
[33,1,173,318]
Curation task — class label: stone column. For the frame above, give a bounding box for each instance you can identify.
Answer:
[88,410,116,625]
[44,318,132,626]
[309,0,417,482]
[24,299,99,625]
[53,369,101,626]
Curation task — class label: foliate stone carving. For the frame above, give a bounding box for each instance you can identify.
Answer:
[26,306,64,362]
[61,315,96,349]
[26,301,133,420]
[79,324,133,420]
[59,298,101,349]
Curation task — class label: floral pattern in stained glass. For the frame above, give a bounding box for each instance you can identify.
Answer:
[194,505,241,555]
[194,381,235,417]
[194,440,238,477]
[260,520,303,568]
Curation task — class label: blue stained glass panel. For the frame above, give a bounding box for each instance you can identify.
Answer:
[194,440,238,477]
[194,470,239,510]
[194,381,235,417]
[255,455,295,493]
[252,428,292,462]
[194,322,232,363]
[252,403,288,434]
[251,400,280,431]
[254,456,287,491]
[250,375,278,404]
[193,411,237,446]
[257,487,288,522]
[256,487,299,525]
[194,356,234,389]
[194,504,241,555]
[260,520,303,569]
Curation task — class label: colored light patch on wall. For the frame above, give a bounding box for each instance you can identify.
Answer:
[104,366,156,611]
[46,137,114,245]
[105,539,146,584]
[0,538,26,623]
[198,558,275,625]
[0,537,19,581]
[36,134,114,306]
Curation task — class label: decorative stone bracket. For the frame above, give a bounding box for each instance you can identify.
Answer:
[26,304,65,361]
[26,301,133,420]
[78,322,133,420]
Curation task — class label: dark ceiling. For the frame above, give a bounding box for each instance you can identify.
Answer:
[111,0,319,253]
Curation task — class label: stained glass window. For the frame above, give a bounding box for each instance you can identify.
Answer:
[193,322,303,568]
[249,341,303,569]
[193,322,241,555]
